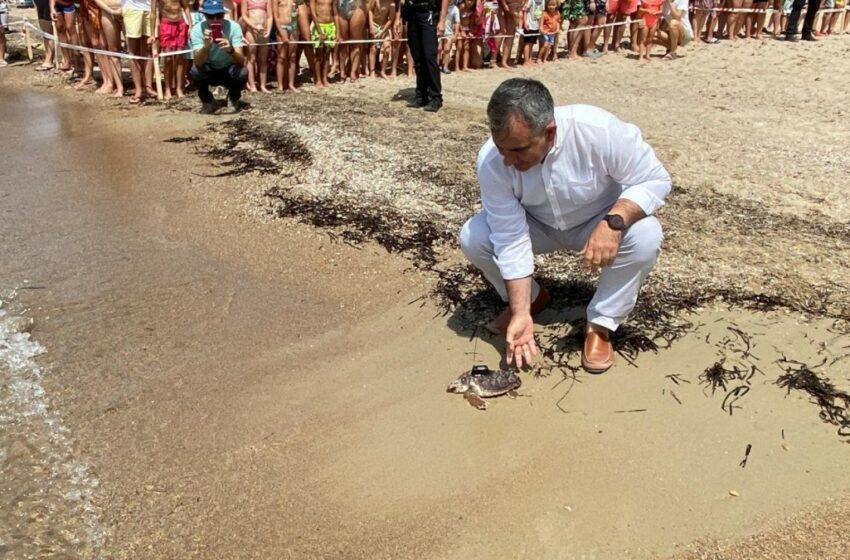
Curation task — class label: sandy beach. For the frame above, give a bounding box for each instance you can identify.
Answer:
[2,13,850,559]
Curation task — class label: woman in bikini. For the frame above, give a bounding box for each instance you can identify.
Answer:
[336,0,366,80]
[241,0,273,92]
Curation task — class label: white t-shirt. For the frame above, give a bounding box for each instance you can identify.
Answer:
[445,5,460,36]
[524,0,545,30]
[663,0,693,37]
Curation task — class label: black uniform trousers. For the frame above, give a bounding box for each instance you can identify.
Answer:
[407,10,442,102]
[785,0,820,37]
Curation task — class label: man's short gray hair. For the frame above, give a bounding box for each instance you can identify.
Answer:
[486,78,555,138]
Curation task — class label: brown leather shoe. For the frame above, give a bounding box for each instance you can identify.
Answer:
[581,324,614,374]
[484,285,551,335]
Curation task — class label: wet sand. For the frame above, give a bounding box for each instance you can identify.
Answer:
[2,36,850,559]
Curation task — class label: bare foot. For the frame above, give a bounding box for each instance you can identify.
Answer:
[95,84,113,94]
[164,90,172,100]
[260,87,272,93]
[289,85,301,93]
[74,77,93,90]
[176,90,185,99]
[112,89,124,98]
[146,87,157,97]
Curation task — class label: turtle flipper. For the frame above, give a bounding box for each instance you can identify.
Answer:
[464,392,487,410]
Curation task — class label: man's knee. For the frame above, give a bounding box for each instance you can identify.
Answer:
[459,212,493,261]
[229,64,248,83]
[624,216,663,264]
[190,63,208,82]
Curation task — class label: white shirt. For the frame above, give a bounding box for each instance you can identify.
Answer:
[524,0,545,30]
[663,0,693,37]
[477,105,671,281]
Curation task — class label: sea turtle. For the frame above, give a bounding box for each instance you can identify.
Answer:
[447,366,522,410]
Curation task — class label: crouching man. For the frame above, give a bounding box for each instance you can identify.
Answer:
[190,0,248,114]
[460,78,671,373]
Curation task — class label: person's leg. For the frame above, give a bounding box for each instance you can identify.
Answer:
[297,5,317,83]
[244,30,257,91]
[37,15,56,67]
[407,13,427,100]
[190,63,215,104]
[590,13,607,46]
[75,19,96,88]
[336,16,350,80]
[419,10,441,103]
[101,12,124,96]
[349,8,366,79]
[785,0,806,35]
[257,44,270,91]
[666,19,682,54]
[226,63,249,103]
[459,211,574,304]
[500,12,516,66]
[0,25,5,63]
[586,217,663,332]
[612,13,627,49]
[629,10,640,48]
[126,36,145,101]
[276,31,288,90]
[770,0,783,33]
[801,0,820,36]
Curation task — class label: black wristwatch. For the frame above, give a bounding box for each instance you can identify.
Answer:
[603,214,626,231]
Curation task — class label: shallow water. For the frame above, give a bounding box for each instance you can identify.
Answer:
[0,91,105,559]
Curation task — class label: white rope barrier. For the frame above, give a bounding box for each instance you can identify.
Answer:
[8,4,849,62]
[22,21,192,59]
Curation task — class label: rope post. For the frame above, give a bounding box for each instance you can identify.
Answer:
[51,20,64,69]
[24,19,34,61]
[152,4,164,101]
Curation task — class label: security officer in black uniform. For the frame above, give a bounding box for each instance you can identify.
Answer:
[402,0,449,112]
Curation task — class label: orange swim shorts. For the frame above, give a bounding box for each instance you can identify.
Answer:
[607,0,639,14]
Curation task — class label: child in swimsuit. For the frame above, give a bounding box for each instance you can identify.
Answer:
[637,0,662,60]
[309,0,336,87]
[275,0,299,91]
[456,0,472,70]
[440,0,460,72]
[537,0,560,62]
[158,0,191,98]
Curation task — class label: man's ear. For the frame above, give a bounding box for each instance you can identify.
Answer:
[545,121,557,143]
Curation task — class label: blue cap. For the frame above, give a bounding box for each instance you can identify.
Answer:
[200,0,226,15]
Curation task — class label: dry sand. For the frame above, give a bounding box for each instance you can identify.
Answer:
[2,14,850,559]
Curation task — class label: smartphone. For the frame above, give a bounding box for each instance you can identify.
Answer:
[210,22,223,42]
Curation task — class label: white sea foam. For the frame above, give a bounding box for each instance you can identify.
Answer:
[0,298,105,558]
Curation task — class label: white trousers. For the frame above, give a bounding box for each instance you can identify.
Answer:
[459,211,663,332]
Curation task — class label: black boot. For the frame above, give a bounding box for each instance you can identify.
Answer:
[407,92,427,108]
[423,97,443,113]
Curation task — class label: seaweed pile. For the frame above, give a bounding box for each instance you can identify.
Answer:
[776,359,850,440]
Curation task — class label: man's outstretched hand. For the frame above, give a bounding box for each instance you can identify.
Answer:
[506,312,538,369]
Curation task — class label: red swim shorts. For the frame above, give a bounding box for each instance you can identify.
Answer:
[607,0,638,14]
[159,19,189,49]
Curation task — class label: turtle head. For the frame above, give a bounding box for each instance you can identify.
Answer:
[447,375,472,393]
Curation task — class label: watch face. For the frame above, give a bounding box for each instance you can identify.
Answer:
[606,215,625,230]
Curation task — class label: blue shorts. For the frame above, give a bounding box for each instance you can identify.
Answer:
[542,33,555,44]
[55,2,76,12]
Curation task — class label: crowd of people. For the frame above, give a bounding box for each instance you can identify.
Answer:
[1,0,849,107]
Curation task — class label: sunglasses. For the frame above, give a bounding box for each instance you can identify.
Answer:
[205,13,224,19]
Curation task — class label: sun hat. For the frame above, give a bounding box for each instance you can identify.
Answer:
[200,0,226,15]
